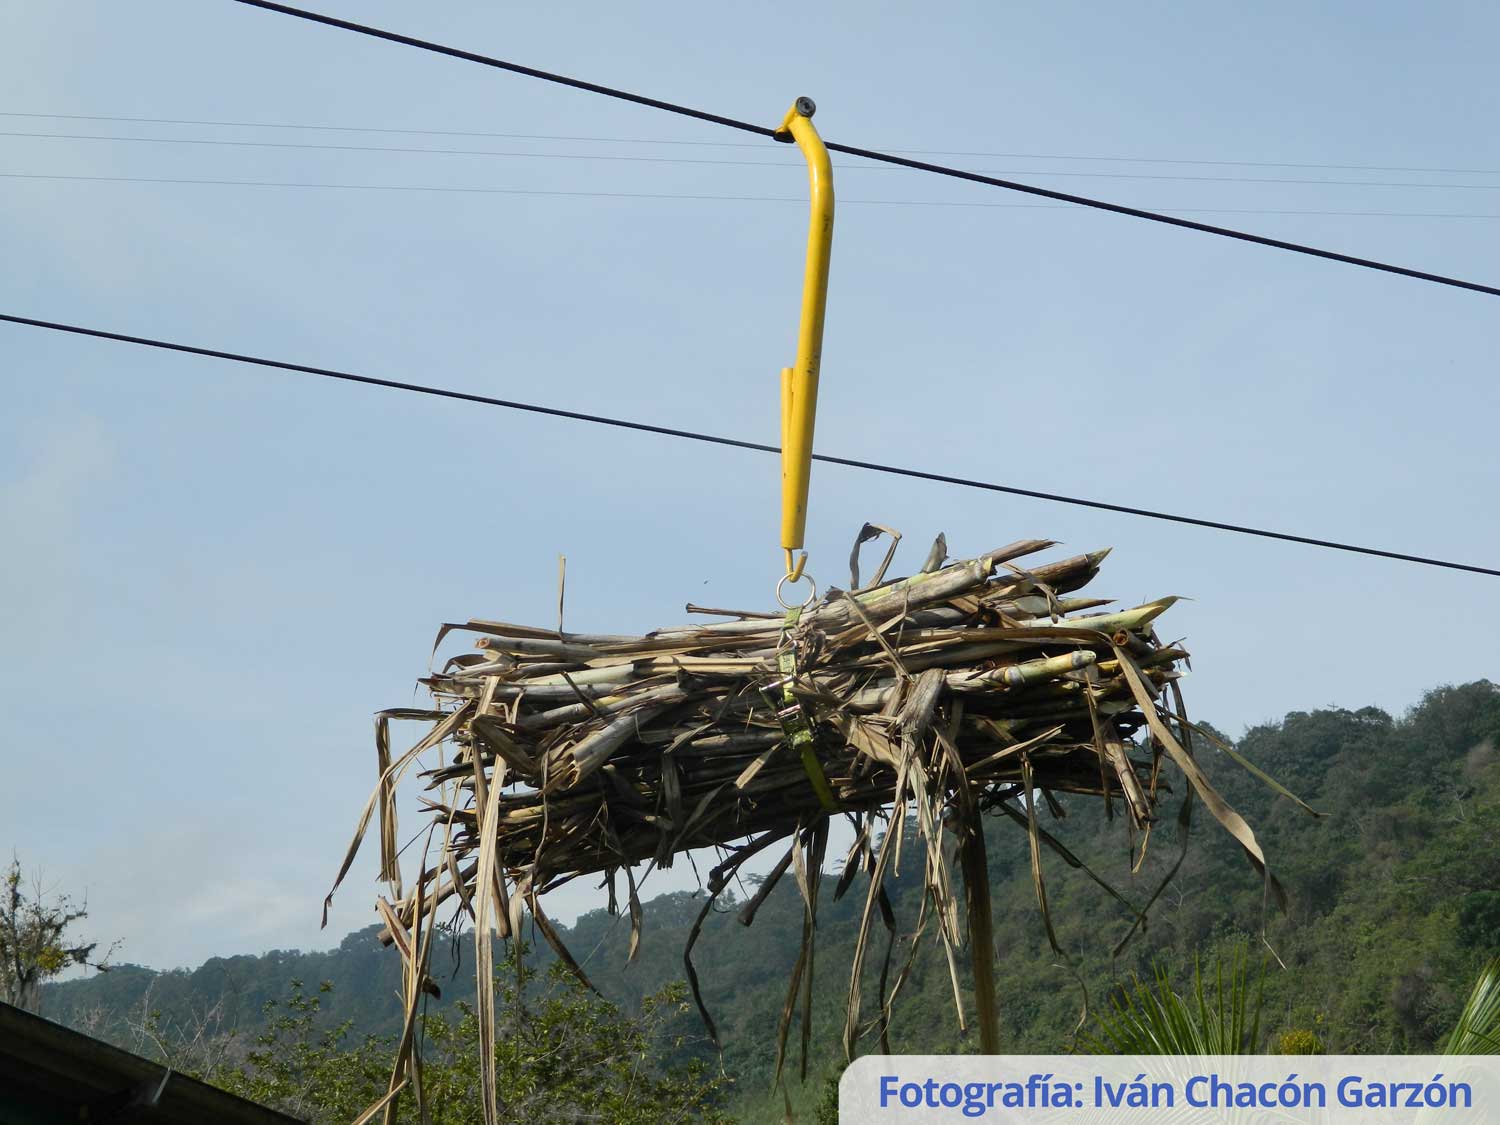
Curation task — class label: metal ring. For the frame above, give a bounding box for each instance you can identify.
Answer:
[775,571,818,610]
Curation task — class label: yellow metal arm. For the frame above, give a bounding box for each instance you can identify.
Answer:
[775,97,834,576]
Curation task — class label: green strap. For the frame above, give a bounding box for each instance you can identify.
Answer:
[763,606,839,812]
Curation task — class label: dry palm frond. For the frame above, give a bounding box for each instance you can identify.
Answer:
[334,531,1293,1123]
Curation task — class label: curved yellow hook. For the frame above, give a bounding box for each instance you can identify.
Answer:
[774,96,834,581]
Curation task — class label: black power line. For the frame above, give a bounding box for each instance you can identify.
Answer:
[230,0,773,139]
[819,144,1500,299]
[224,0,1500,300]
[3,310,1495,579]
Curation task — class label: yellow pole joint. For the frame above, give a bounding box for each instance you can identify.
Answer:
[774,96,834,579]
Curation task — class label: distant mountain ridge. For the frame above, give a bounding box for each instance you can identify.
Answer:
[43,681,1500,1121]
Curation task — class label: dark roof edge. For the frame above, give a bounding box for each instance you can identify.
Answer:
[0,1001,306,1124]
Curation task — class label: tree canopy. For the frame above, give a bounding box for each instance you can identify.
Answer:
[1,857,112,1012]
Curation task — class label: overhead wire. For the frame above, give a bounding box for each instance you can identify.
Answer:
[2,310,1495,579]
[11,129,1500,191]
[222,0,1500,299]
[5,9,1494,576]
[8,170,1500,220]
[6,109,1500,177]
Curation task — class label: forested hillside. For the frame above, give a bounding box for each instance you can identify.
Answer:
[43,681,1500,1120]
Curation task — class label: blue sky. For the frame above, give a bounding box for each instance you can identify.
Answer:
[3,0,1498,972]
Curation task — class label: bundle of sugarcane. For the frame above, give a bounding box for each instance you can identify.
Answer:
[332,531,1292,1118]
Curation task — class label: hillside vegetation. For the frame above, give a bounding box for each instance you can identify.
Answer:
[43,681,1500,1120]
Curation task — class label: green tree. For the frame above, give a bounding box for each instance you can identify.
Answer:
[813,1067,844,1124]
[1458,892,1500,949]
[416,958,731,1124]
[1,857,113,1013]
[1276,1028,1326,1055]
[168,952,732,1124]
[209,980,394,1124]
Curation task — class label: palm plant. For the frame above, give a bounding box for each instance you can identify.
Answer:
[1083,942,1265,1055]
[1443,955,1500,1054]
